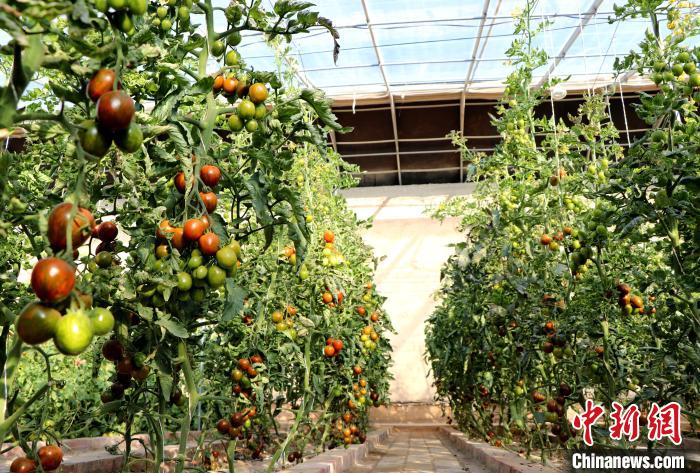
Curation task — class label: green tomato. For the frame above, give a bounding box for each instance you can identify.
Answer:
[54,310,94,356]
[193,265,208,280]
[228,114,244,132]
[177,6,190,21]
[167,0,176,5]
[275,322,286,331]
[161,18,172,30]
[153,259,166,272]
[187,254,203,269]
[95,251,113,268]
[177,272,193,291]
[16,303,61,345]
[689,73,700,87]
[127,0,147,15]
[79,120,112,158]
[671,64,684,77]
[227,30,242,46]
[677,51,691,63]
[156,5,168,17]
[115,11,134,33]
[89,308,115,336]
[210,40,225,57]
[94,0,109,12]
[227,240,241,258]
[244,119,259,132]
[114,124,143,153]
[238,99,256,120]
[254,103,267,120]
[207,265,226,288]
[684,62,697,74]
[216,246,237,269]
[108,0,127,9]
[225,50,240,66]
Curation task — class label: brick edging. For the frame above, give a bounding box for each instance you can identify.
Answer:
[282,427,392,473]
[438,426,562,473]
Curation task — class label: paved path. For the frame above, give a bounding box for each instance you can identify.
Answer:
[348,428,487,473]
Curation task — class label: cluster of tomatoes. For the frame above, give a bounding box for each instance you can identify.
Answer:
[358,325,380,355]
[650,49,700,93]
[212,78,269,134]
[9,445,63,473]
[539,319,571,359]
[319,230,345,267]
[146,164,240,304]
[151,0,194,32]
[229,356,262,403]
[323,337,344,357]
[80,69,141,159]
[530,382,575,443]
[92,0,148,34]
[547,167,567,187]
[321,287,344,308]
[99,339,152,403]
[615,282,648,315]
[333,411,365,446]
[271,305,298,338]
[17,203,115,355]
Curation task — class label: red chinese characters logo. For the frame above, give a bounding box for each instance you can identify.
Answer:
[571,401,683,446]
[572,399,605,446]
[647,402,682,445]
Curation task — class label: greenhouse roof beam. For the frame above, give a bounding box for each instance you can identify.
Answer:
[535,0,605,88]
[361,0,402,185]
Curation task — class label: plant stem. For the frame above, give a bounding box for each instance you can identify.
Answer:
[174,341,200,473]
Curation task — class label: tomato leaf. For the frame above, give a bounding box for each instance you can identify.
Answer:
[223,280,247,322]
[298,89,351,133]
[155,317,189,338]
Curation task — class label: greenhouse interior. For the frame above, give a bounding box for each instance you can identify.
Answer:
[0,0,698,472]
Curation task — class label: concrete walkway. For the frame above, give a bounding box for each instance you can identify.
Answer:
[341,183,474,403]
[347,428,486,473]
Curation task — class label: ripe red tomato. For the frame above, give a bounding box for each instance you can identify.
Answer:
[87,68,119,102]
[332,339,343,352]
[171,227,185,250]
[199,192,218,213]
[539,234,552,245]
[200,214,212,229]
[31,257,75,303]
[96,90,135,131]
[238,358,251,370]
[10,457,36,473]
[250,354,263,364]
[174,172,189,193]
[47,203,96,251]
[38,445,63,471]
[200,165,221,187]
[353,365,363,375]
[198,232,220,256]
[356,306,366,316]
[16,302,61,345]
[323,345,335,357]
[183,219,206,241]
[323,230,335,243]
[322,292,333,304]
[97,220,118,242]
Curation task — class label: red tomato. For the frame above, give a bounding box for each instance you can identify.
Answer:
[31,258,76,303]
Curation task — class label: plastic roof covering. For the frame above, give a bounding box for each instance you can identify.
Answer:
[223,0,698,100]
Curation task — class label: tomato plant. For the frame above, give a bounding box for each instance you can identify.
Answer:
[0,0,391,471]
[426,0,699,461]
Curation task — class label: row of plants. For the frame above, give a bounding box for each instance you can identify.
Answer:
[426,0,699,461]
[0,0,392,472]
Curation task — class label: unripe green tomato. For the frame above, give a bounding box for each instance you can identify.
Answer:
[115,11,134,33]
[89,307,115,336]
[188,254,203,269]
[211,40,225,57]
[177,6,189,21]
[228,114,244,132]
[96,251,113,268]
[128,0,147,15]
[193,265,208,280]
[161,18,172,30]
[177,272,193,291]
[94,0,109,12]
[254,103,267,120]
[109,0,127,9]
[225,50,240,66]
[192,288,205,302]
[54,310,94,356]
[245,119,259,132]
[275,322,286,331]
[156,6,168,17]
[207,265,226,288]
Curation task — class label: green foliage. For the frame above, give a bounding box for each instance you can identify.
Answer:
[425,0,699,460]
